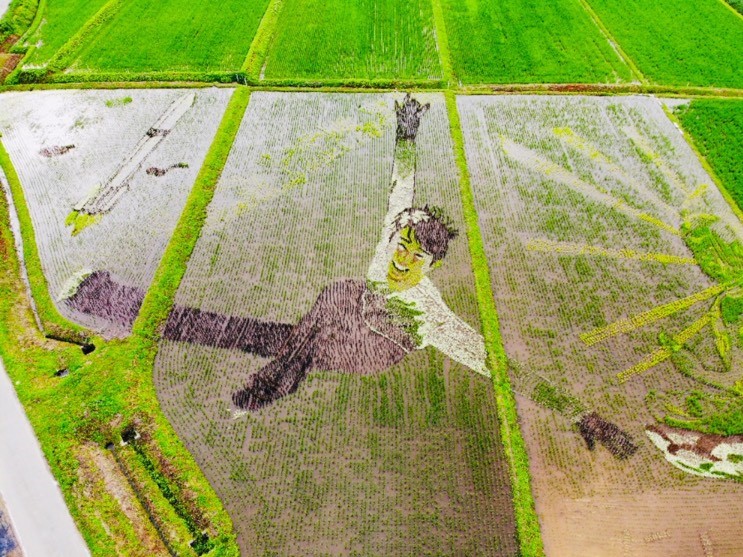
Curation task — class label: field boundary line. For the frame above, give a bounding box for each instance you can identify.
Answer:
[574,0,647,84]
[444,91,545,557]
[44,69,241,85]
[429,0,455,86]
[133,87,250,341]
[12,0,46,52]
[0,136,88,342]
[44,0,128,74]
[715,0,743,21]
[4,79,742,97]
[240,0,285,82]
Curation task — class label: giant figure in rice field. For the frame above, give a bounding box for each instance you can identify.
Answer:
[64,95,638,459]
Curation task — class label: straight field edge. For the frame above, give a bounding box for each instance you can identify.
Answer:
[240,0,285,80]
[0,137,88,342]
[444,90,545,556]
[44,0,128,74]
[429,0,455,86]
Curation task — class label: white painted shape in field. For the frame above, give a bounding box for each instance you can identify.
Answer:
[0,358,90,557]
[0,88,233,334]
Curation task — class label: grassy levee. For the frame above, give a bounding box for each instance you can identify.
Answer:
[429,0,455,85]
[582,0,743,88]
[43,70,243,85]
[133,86,250,341]
[673,100,743,215]
[10,0,44,51]
[0,0,38,44]
[444,91,545,557]
[241,0,285,81]
[44,0,126,74]
[0,137,87,343]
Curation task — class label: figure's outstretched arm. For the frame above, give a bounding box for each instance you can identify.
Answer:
[368,95,430,283]
[384,94,429,226]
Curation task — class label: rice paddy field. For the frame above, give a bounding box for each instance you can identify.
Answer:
[583,0,743,88]
[458,94,743,555]
[0,0,741,555]
[69,0,272,73]
[153,92,518,555]
[260,0,441,81]
[437,0,634,84]
[676,100,743,211]
[22,0,109,67]
[0,88,233,333]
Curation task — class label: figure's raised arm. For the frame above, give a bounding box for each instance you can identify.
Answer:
[385,94,430,227]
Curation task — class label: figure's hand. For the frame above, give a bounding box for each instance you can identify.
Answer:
[395,93,430,141]
[577,412,638,459]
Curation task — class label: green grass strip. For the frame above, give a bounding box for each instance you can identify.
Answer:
[133,86,251,341]
[13,0,45,50]
[444,91,545,557]
[429,0,455,86]
[45,0,127,73]
[576,0,646,84]
[0,0,38,45]
[240,0,285,81]
[0,136,87,341]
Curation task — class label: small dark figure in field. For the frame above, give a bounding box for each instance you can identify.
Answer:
[64,95,637,459]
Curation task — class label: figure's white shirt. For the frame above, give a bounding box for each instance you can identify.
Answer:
[366,160,490,378]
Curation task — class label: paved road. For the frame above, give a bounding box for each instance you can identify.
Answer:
[0,358,90,557]
[0,0,11,22]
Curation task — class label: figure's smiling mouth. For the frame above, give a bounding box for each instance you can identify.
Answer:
[391,261,408,273]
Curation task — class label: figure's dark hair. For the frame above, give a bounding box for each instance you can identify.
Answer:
[391,205,459,262]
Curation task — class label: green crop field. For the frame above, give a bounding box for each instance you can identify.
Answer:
[69,0,271,73]
[676,100,743,212]
[437,0,633,84]
[584,0,743,88]
[260,0,441,81]
[23,0,110,66]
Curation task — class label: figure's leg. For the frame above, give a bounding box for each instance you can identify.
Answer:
[232,314,318,410]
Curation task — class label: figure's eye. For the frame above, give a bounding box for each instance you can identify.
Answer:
[397,244,406,252]
[413,253,422,260]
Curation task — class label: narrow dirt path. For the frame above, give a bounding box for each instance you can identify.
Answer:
[0,358,90,557]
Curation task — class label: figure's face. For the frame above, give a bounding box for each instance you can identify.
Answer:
[387,226,437,291]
